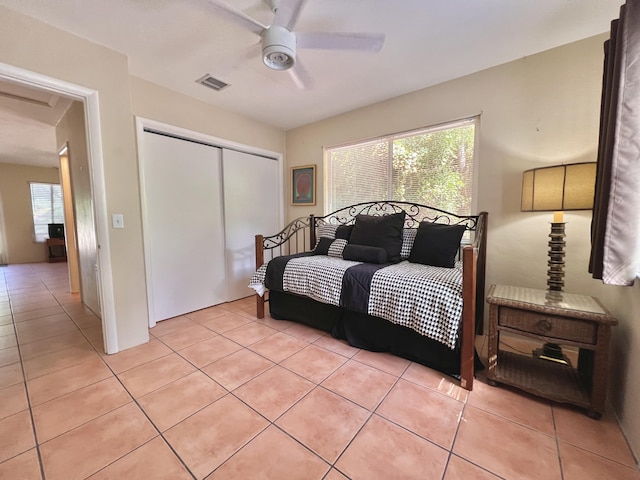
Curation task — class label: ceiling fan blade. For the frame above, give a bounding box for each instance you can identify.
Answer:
[288,58,313,90]
[272,0,307,31]
[204,0,266,36]
[296,32,385,52]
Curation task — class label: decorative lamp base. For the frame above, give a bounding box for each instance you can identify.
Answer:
[547,222,566,292]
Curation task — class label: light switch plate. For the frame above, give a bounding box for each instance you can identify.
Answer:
[112,213,124,229]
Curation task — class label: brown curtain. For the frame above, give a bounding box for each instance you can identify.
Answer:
[589,0,640,286]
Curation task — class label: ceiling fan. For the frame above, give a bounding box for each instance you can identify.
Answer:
[206,0,385,88]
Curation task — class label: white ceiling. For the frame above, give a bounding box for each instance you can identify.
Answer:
[0,0,622,166]
[0,81,72,167]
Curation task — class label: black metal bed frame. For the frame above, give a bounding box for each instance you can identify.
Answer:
[254,200,488,390]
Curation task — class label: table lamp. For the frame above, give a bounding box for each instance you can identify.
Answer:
[521,162,597,292]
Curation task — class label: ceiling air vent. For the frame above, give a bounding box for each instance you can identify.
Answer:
[196,74,230,92]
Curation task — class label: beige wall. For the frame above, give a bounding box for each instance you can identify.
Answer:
[0,163,60,263]
[599,276,640,463]
[0,6,286,351]
[130,77,285,154]
[0,5,149,349]
[285,35,639,461]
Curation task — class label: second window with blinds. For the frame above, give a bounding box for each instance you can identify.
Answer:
[325,116,478,214]
[29,182,64,243]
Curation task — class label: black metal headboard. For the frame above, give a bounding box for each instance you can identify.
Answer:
[310,201,481,247]
[259,200,483,259]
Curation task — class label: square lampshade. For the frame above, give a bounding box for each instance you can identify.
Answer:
[521,162,596,212]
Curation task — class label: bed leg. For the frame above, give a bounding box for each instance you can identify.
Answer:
[460,349,474,390]
[256,294,265,319]
[255,234,266,319]
[460,331,474,391]
[460,246,478,391]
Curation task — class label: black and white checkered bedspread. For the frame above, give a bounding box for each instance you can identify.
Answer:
[249,257,463,348]
[248,256,361,304]
[368,262,462,348]
[282,256,362,306]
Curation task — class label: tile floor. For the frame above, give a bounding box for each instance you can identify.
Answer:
[1,262,639,480]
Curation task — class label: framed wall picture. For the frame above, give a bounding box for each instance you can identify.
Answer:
[291,164,316,205]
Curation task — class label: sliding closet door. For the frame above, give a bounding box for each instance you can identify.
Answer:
[140,131,226,323]
[222,149,280,301]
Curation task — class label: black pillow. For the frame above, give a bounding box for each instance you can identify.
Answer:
[314,237,333,255]
[335,225,354,241]
[349,212,405,263]
[409,222,466,268]
[342,244,388,264]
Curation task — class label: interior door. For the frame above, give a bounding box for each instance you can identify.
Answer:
[140,131,226,323]
[222,148,280,301]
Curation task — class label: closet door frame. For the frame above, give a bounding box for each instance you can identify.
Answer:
[135,117,284,328]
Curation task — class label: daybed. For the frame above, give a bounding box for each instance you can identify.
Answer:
[250,201,488,390]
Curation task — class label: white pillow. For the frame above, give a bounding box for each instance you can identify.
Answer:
[328,239,348,257]
[317,223,339,239]
[400,228,417,259]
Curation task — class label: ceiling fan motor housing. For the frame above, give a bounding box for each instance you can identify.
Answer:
[262,25,296,70]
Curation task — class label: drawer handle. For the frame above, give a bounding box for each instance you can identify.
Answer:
[535,319,552,332]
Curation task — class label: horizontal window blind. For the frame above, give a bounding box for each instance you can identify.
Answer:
[29,182,64,242]
[326,117,478,214]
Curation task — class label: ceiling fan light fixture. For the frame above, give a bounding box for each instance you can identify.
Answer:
[263,47,294,70]
[262,25,296,70]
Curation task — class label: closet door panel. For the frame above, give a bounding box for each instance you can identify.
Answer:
[140,132,226,322]
[222,149,280,301]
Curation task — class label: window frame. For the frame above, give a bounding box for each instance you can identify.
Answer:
[323,116,480,214]
[29,182,65,243]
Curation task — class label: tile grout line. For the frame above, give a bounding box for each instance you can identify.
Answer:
[327,364,408,476]
[442,396,509,480]
[204,389,331,479]
[441,387,468,480]
[135,316,329,479]
[75,328,200,480]
[4,282,543,480]
[147,313,407,479]
[551,406,567,480]
[123,311,481,478]
[4,267,199,480]
[8,265,638,478]
[551,404,640,473]
[6,270,52,480]
[154,322,333,476]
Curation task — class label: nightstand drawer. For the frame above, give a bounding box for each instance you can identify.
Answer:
[498,307,597,344]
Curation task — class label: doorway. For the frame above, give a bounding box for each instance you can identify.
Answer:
[0,62,116,353]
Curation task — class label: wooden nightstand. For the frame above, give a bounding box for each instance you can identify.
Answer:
[486,284,617,418]
[45,238,67,263]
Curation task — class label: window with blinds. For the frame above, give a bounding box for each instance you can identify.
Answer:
[29,182,64,242]
[325,117,478,214]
